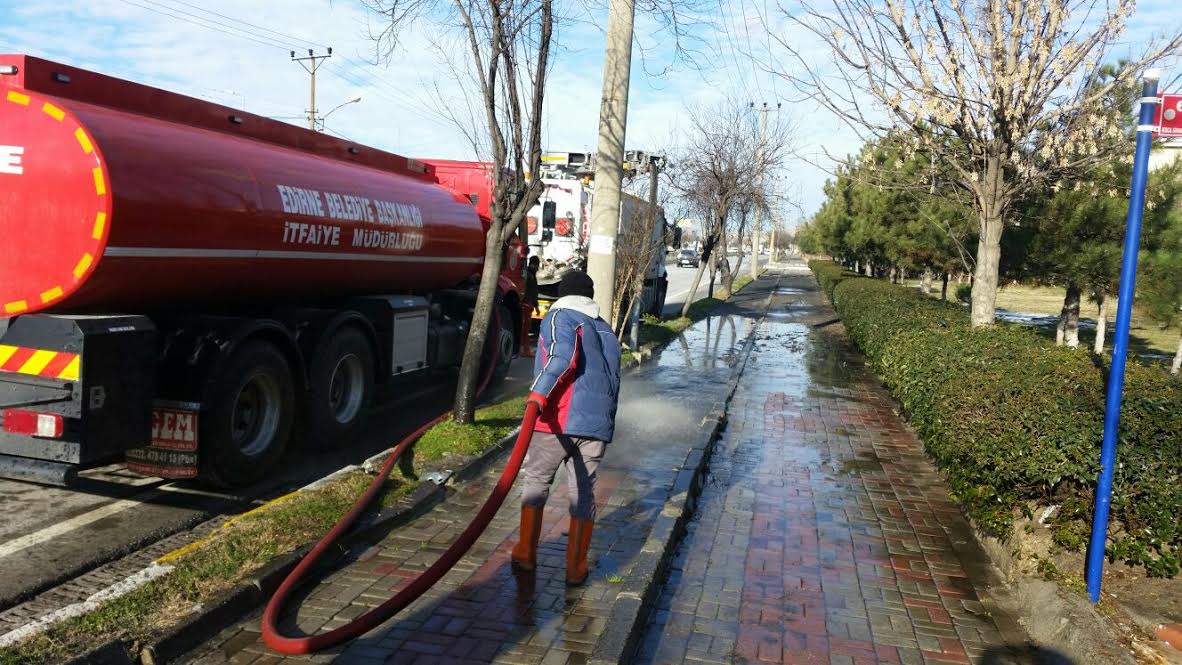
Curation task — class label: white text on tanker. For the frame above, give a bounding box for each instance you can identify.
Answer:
[0,145,23,175]
[276,185,425,227]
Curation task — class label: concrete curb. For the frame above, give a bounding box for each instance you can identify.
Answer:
[590,275,777,665]
[69,426,524,665]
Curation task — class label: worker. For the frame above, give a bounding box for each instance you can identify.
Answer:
[521,255,541,357]
[512,270,621,586]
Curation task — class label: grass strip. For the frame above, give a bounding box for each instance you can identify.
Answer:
[414,395,528,462]
[0,393,529,665]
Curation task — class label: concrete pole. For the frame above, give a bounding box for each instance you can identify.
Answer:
[309,65,317,130]
[629,159,661,350]
[751,103,775,280]
[292,49,332,132]
[586,0,636,319]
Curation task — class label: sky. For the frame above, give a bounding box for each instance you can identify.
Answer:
[0,0,1177,225]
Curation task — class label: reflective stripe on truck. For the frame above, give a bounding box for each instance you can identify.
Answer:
[0,344,80,381]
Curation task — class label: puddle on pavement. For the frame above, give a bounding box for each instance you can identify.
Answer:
[654,314,755,369]
[834,457,884,476]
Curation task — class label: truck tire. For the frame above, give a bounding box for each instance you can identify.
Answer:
[485,304,515,386]
[306,326,374,450]
[650,277,668,317]
[202,340,295,488]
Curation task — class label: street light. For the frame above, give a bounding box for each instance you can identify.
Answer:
[318,96,361,131]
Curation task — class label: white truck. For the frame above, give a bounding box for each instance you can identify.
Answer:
[525,152,668,324]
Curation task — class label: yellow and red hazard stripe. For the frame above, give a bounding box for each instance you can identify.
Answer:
[0,345,80,381]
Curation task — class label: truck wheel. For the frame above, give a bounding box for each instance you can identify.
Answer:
[307,326,374,450]
[650,278,668,317]
[485,304,515,386]
[202,340,295,488]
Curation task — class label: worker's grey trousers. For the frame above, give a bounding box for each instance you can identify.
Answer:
[520,432,606,520]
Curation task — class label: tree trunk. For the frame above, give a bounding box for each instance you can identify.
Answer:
[1094,292,1109,355]
[681,251,710,319]
[453,230,506,424]
[970,189,1005,327]
[751,227,760,281]
[731,252,745,290]
[854,260,860,274]
[864,261,873,277]
[941,272,949,301]
[1057,283,1081,348]
[921,267,933,294]
[1173,327,1182,375]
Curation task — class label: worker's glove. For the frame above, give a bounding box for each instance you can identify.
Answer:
[527,392,547,410]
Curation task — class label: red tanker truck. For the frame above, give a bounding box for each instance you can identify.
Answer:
[0,55,529,487]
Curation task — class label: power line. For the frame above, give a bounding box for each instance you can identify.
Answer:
[111,0,455,133]
[113,0,293,52]
[323,61,454,130]
[138,0,460,128]
[714,0,756,100]
[734,0,768,99]
[154,0,330,50]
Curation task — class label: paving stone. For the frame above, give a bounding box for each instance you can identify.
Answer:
[634,269,1010,665]
[180,272,777,664]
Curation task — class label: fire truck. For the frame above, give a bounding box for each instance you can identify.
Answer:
[524,151,669,322]
[0,55,527,487]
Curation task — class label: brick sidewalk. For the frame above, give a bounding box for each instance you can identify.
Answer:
[184,280,775,665]
[636,272,1014,665]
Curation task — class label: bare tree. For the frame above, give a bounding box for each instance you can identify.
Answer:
[609,194,665,339]
[769,0,1182,326]
[365,0,554,423]
[670,99,793,317]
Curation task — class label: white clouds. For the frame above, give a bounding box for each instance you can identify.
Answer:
[1,0,1175,221]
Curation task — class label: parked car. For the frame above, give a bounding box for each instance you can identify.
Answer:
[677,248,700,268]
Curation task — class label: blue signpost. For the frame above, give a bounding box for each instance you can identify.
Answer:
[1084,71,1162,604]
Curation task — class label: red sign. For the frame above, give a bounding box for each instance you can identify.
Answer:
[1153,94,1182,138]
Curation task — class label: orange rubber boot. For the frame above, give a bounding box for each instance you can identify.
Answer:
[511,505,544,572]
[565,517,594,586]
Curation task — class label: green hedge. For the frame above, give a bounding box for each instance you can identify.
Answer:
[808,260,1182,576]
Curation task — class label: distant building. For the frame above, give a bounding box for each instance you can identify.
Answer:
[1150,141,1182,171]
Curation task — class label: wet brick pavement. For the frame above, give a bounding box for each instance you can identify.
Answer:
[187,263,1021,665]
[636,265,1013,665]
[183,275,772,664]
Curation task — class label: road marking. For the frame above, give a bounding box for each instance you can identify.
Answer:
[0,563,173,648]
[0,487,169,560]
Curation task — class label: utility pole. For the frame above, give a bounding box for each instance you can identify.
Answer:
[292,48,332,131]
[586,0,636,318]
[751,102,780,280]
[629,155,664,351]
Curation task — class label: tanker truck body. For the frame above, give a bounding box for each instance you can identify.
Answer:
[0,55,525,487]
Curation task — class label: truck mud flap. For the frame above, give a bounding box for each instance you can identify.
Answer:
[125,400,200,480]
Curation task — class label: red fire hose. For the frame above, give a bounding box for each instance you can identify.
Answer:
[261,310,540,654]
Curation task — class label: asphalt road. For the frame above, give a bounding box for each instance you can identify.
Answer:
[662,251,769,318]
[0,358,536,610]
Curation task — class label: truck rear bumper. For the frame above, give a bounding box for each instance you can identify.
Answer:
[0,453,79,486]
[0,314,156,480]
